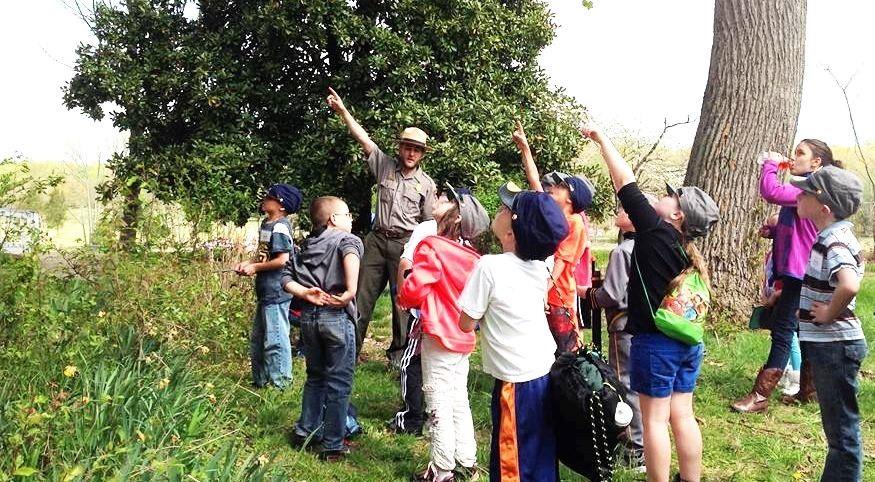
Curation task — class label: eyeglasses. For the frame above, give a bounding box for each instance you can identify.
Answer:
[332,212,353,219]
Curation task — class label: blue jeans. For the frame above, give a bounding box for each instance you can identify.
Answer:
[250,300,292,388]
[295,306,356,452]
[765,276,801,369]
[803,339,868,482]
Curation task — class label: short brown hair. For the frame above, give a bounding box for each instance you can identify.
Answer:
[309,196,345,228]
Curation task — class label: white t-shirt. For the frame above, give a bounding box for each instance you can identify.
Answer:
[459,252,557,383]
[401,220,437,261]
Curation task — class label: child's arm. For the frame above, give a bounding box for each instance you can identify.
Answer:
[512,120,544,192]
[327,87,377,156]
[580,124,635,192]
[323,252,361,307]
[237,253,289,276]
[810,268,860,323]
[459,311,480,333]
[398,246,442,310]
[759,159,800,206]
[282,279,327,306]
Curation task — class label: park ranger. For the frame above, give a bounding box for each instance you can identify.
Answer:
[326,87,436,364]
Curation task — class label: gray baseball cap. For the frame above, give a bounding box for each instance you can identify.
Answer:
[790,166,863,219]
[457,193,490,240]
[446,182,490,240]
[666,183,720,239]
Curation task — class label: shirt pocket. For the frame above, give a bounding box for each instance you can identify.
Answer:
[379,178,397,205]
[400,189,422,217]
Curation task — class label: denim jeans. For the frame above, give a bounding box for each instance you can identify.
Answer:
[803,339,868,482]
[250,300,292,389]
[295,306,356,452]
[765,276,802,369]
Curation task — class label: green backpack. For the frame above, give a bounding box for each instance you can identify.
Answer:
[635,247,710,345]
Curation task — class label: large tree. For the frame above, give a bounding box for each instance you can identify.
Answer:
[685,0,806,316]
[66,0,604,236]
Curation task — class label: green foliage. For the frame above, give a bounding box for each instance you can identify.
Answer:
[0,159,63,211]
[65,0,608,232]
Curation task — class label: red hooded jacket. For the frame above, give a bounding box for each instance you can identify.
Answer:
[397,235,479,354]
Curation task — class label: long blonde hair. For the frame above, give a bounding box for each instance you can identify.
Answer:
[667,234,711,295]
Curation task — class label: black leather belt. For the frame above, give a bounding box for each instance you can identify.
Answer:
[374,227,411,239]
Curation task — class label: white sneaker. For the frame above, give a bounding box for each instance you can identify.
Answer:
[780,370,800,396]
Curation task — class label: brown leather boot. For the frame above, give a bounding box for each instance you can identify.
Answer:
[781,362,818,404]
[730,367,783,413]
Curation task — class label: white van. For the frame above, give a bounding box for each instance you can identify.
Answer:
[0,208,42,255]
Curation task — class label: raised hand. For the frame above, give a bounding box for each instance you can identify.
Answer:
[579,124,602,143]
[326,87,346,114]
[512,120,529,151]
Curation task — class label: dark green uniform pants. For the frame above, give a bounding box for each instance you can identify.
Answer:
[355,231,409,357]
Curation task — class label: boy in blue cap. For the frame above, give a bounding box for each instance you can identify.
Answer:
[234,183,302,389]
[513,121,595,353]
[459,181,568,481]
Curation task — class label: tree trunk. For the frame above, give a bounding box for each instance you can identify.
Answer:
[119,180,142,250]
[685,0,806,319]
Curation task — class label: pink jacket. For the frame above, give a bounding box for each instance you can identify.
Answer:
[759,162,818,280]
[397,236,479,354]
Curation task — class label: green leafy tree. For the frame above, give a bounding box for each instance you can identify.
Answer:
[66,0,609,237]
[64,0,202,246]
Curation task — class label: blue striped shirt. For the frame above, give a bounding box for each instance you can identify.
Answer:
[798,220,865,342]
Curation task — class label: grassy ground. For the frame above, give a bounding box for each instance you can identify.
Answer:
[0,248,872,481]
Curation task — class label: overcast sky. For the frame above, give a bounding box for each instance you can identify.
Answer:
[2,0,872,162]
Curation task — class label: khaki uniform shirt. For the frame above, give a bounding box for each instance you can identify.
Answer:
[367,146,435,233]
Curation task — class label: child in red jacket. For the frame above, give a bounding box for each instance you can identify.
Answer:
[398,187,491,482]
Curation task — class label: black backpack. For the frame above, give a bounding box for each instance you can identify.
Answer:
[550,348,628,482]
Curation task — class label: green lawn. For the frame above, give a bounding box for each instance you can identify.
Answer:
[0,250,872,481]
[210,270,875,481]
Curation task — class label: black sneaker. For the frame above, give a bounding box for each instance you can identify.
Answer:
[387,418,423,436]
[288,431,320,450]
[619,447,646,473]
[318,447,350,463]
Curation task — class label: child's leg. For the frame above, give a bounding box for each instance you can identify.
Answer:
[546,304,579,353]
[670,393,702,482]
[421,337,459,473]
[318,310,357,452]
[640,395,672,482]
[394,313,424,433]
[670,342,704,482]
[296,308,326,438]
[788,332,802,371]
[489,375,557,482]
[452,353,477,469]
[805,340,868,482]
[262,300,292,388]
[249,305,268,387]
[609,328,644,457]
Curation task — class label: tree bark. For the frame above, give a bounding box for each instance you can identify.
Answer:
[685,0,806,319]
[119,179,141,250]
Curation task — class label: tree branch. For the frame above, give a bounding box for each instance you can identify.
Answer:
[633,115,693,173]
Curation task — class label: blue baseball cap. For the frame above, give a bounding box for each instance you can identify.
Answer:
[498,182,569,261]
[541,171,595,213]
[266,184,303,213]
